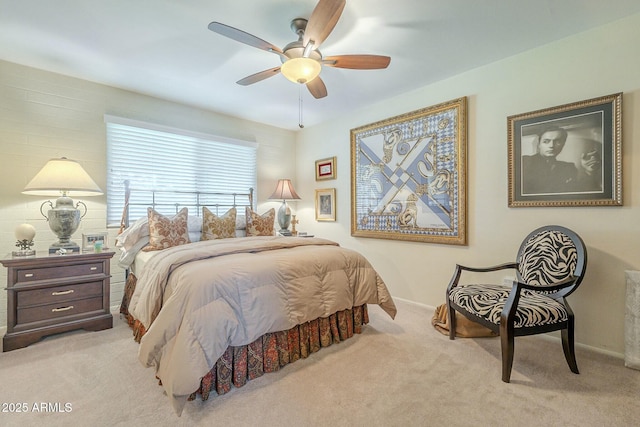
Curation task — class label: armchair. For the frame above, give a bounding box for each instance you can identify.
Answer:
[445,225,587,382]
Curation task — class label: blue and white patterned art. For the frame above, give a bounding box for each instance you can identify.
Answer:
[350,98,467,244]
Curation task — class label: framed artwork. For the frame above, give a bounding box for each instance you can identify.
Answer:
[508,92,622,207]
[315,188,336,221]
[350,97,467,245]
[82,232,108,252]
[315,156,336,181]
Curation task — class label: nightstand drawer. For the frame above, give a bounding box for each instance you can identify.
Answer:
[17,262,104,283]
[17,281,103,308]
[17,296,104,324]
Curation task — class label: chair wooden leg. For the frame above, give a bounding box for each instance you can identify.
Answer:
[447,300,457,340]
[561,324,579,374]
[562,302,579,374]
[500,323,514,383]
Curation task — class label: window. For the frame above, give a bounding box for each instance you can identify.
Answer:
[105,116,257,226]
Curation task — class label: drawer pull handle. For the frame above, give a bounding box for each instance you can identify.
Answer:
[52,289,74,296]
[24,273,34,278]
[52,306,74,313]
[90,267,98,271]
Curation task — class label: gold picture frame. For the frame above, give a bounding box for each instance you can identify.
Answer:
[315,156,336,181]
[350,97,467,245]
[315,188,336,221]
[508,92,622,207]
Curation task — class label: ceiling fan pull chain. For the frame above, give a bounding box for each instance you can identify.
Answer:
[298,85,304,128]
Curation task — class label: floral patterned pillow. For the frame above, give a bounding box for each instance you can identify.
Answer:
[245,207,275,237]
[142,207,190,251]
[201,207,236,240]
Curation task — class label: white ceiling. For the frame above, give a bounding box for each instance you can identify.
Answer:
[1,1,639,131]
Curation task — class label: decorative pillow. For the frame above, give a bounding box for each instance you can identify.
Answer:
[142,207,190,251]
[245,207,275,237]
[201,207,237,240]
[118,214,202,250]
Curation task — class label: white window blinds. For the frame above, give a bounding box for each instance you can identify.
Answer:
[105,116,257,226]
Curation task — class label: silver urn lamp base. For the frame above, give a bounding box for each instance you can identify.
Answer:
[277,200,292,235]
[42,195,85,254]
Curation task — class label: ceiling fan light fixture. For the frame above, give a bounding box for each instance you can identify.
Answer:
[281,57,321,84]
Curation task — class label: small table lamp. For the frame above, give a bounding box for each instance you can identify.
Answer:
[268,179,301,235]
[22,157,103,253]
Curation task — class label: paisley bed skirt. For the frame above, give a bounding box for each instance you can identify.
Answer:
[119,273,369,402]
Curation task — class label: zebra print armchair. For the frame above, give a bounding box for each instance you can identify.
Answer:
[445,225,587,382]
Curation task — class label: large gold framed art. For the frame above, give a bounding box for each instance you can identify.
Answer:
[350,97,467,245]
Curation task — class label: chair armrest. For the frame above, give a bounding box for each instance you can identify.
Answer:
[447,262,518,293]
[457,262,518,273]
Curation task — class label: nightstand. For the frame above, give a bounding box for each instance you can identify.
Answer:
[1,251,114,351]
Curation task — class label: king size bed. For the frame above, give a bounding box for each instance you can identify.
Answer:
[116,185,397,415]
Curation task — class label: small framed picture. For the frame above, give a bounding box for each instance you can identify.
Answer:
[315,156,336,181]
[82,232,109,252]
[315,188,336,221]
[508,93,622,207]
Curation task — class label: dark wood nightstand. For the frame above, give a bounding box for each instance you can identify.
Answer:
[1,251,114,351]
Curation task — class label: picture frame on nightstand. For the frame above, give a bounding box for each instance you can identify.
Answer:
[82,232,108,252]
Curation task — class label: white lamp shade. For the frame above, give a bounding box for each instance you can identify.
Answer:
[269,179,301,200]
[22,157,103,197]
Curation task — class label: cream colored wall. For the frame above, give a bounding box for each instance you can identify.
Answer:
[296,13,640,356]
[0,60,297,327]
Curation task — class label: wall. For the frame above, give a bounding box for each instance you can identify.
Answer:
[296,13,640,355]
[0,60,297,328]
[1,13,638,357]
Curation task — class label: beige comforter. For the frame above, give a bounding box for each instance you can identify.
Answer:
[128,236,396,415]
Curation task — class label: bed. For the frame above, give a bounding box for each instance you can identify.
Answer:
[116,184,397,415]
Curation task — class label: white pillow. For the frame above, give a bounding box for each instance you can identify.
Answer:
[117,236,149,269]
[236,214,246,230]
[188,214,203,232]
[116,216,148,252]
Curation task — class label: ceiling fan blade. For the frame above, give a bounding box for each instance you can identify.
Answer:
[303,0,346,49]
[236,66,282,86]
[306,77,328,99]
[208,22,283,55]
[323,55,391,69]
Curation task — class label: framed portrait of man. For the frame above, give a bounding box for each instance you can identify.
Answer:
[508,93,622,207]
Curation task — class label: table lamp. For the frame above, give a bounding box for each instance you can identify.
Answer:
[268,179,301,235]
[22,157,103,253]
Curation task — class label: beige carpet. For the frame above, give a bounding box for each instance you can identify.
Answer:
[0,299,638,427]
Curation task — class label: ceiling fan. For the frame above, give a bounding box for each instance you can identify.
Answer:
[207,0,391,100]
